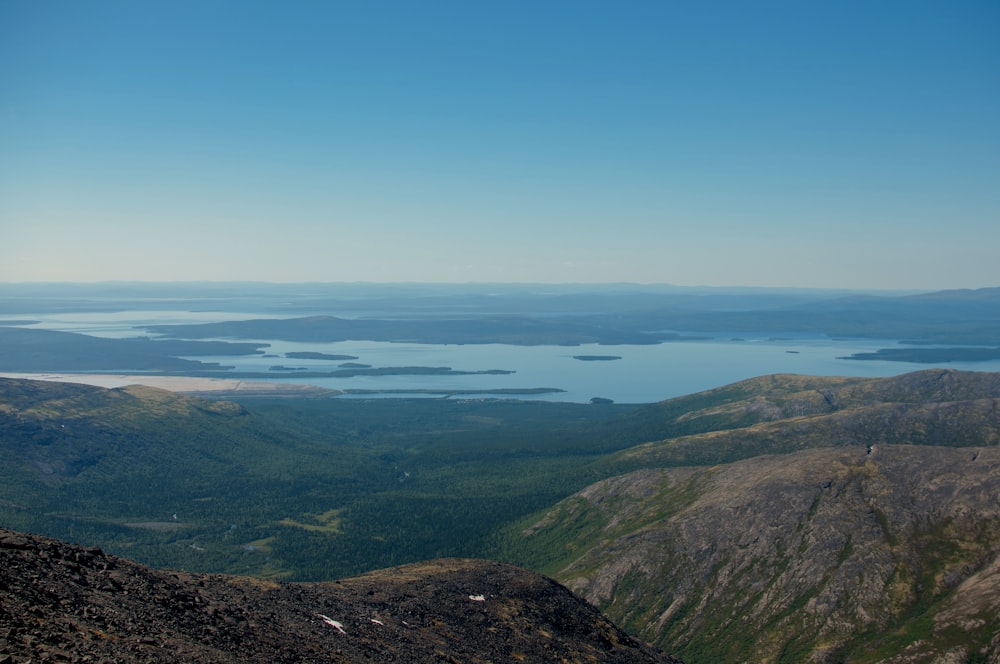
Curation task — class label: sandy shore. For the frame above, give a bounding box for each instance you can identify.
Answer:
[0,373,339,398]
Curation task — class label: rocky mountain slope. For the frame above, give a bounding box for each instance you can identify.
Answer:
[0,527,677,663]
[513,371,1000,663]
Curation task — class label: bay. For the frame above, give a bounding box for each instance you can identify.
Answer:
[8,310,1000,404]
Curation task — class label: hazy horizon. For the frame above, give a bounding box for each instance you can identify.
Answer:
[0,278,943,294]
[3,2,998,289]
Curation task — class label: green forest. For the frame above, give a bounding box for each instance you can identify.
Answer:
[0,379,650,580]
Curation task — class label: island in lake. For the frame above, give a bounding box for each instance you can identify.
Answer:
[572,355,622,362]
[285,351,360,361]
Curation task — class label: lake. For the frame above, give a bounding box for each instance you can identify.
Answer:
[10,309,1000,403]
[203,336,1000,403]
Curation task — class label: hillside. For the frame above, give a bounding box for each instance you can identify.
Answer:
[0,527,676,663]
[508,371,1000,663]
[601,369,1000,448]
[578,369,1000,473]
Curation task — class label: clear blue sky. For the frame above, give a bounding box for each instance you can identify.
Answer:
[2,1,998,289]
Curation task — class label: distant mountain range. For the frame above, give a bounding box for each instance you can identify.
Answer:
[135,286,1000,348]
[3,283,999,353]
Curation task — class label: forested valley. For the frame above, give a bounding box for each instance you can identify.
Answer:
[0,378,649,580]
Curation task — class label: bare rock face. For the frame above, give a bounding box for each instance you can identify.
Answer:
[0,528,677,663]
[525,445,1000,663]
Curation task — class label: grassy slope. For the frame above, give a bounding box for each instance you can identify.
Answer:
[515,447,1000,663]
[502,370,1000,662]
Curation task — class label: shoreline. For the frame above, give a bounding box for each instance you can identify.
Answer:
[0,373,338,398]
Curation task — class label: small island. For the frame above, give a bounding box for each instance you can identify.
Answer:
[572,355,622,362]
[285,352,360,361]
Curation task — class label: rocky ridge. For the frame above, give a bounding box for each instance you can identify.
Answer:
[0,528,676,663]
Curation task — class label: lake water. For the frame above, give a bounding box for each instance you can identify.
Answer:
[204,337,1000,403]
[10,310,1000,404]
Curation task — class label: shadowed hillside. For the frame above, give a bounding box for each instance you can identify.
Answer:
[0,528,676,663]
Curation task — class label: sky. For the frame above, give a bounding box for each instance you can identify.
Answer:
[1,1,998,289]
